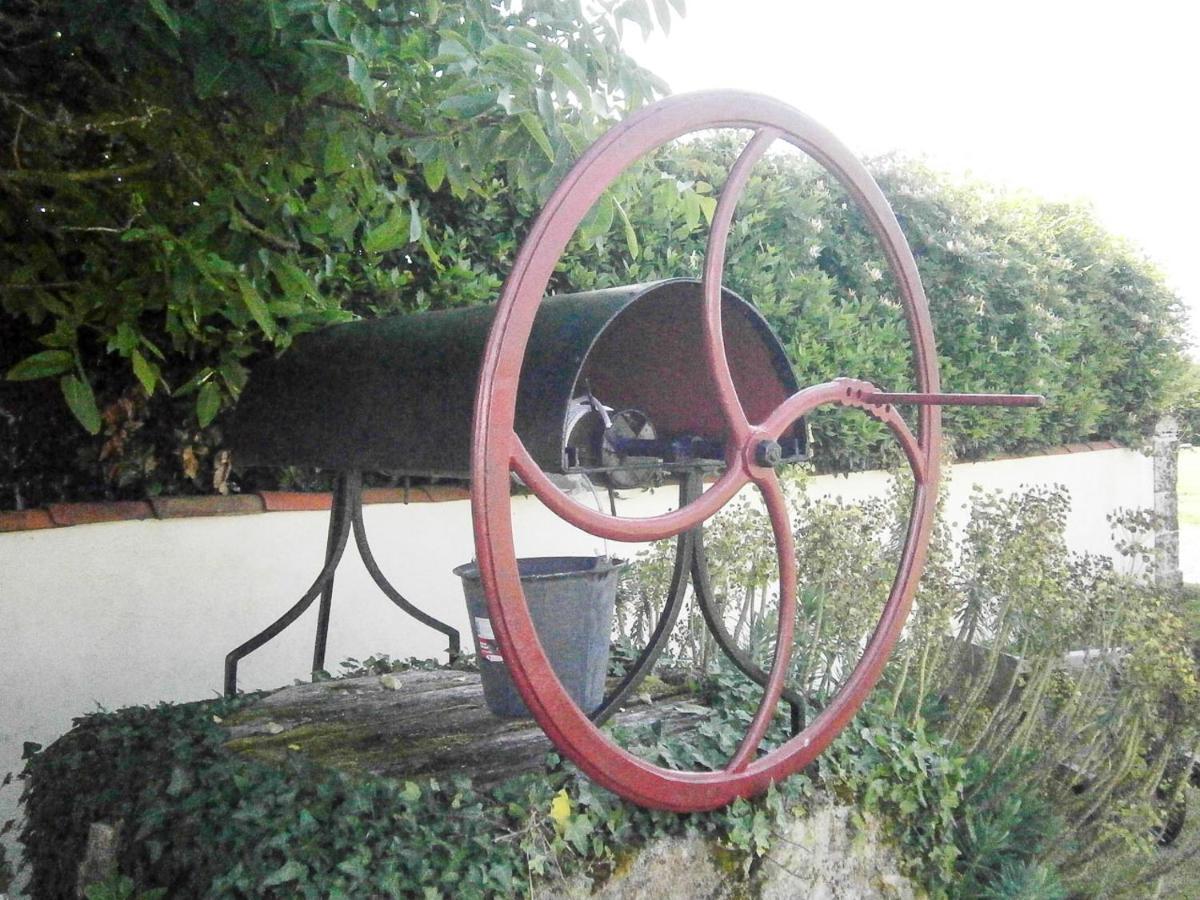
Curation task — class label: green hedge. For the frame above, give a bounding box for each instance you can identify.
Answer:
[1,1,1191,506]
[556,142,1192,471]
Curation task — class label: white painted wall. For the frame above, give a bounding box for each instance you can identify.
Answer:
[0,447,1153,876]
[800,448,1156,567]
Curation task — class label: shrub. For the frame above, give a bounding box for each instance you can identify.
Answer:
[560,142,1192,471]
[1172,359,1200,446]
[0,0,677,505]
[615,474,1200,892]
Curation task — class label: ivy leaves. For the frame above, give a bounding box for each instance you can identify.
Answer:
[19,663,986,899]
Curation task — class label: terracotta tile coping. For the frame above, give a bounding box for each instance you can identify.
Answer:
[151,495,265,519]
[259,491,333,512]
[47,500,153,527]
[0,443,1130,534]
[0,508,56,533]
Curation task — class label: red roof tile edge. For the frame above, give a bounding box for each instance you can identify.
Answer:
[259,491,334,512]
[0,508,56,532]
[48,500,154,527]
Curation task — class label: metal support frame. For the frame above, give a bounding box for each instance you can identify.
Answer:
[691,522,806,735]
[224,470,461,696]
[590,472,701,725]
[590,469,805,732]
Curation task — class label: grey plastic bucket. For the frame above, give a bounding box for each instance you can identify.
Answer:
[454,556,625,718]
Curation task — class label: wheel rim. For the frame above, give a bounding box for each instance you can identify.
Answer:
[471,90,942,811]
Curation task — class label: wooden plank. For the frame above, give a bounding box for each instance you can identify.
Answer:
[222,669,703,788]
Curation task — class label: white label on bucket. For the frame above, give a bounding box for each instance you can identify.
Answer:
[474,616,503,663]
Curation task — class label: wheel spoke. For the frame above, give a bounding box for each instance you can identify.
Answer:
[509,432,750,543]
[702,128,781,445]
[758,474,937,775]
[724,471,797,772]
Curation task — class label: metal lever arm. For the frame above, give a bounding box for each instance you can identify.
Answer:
[864,391,1045,408]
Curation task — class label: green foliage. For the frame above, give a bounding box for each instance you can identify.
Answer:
[617,474,1199,894]
[887,487,1197,895]
[334,652,442,677]
[83,872,167,900]
[0,0,675,504]
[977,860,1067,900]
[19,621,1083,900]
[2,1,1190,505]
[21,695,531,897]
[616,470,910,689]
[1172,359,1200,446]
[825,709,970,894]
[951,753,1065,899]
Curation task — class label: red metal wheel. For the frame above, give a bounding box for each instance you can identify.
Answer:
[471,91,942,812]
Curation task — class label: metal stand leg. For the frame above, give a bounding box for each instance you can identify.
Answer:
[587,470,805,732]
[312,472,354,673]
[590,472,702,725]
[224,470,464,696]
[351,485,462,660]
[224,475,354,696]
[692,506,806,735]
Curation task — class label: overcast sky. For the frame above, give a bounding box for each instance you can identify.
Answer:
[626,0,1199,351]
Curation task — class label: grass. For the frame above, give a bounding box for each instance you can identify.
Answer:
[1163,450,1200,897]
[1180,447,1200,527]
[1165,449,1200,896]
[1150,786,1200,899]
[1109,451,1200,896]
